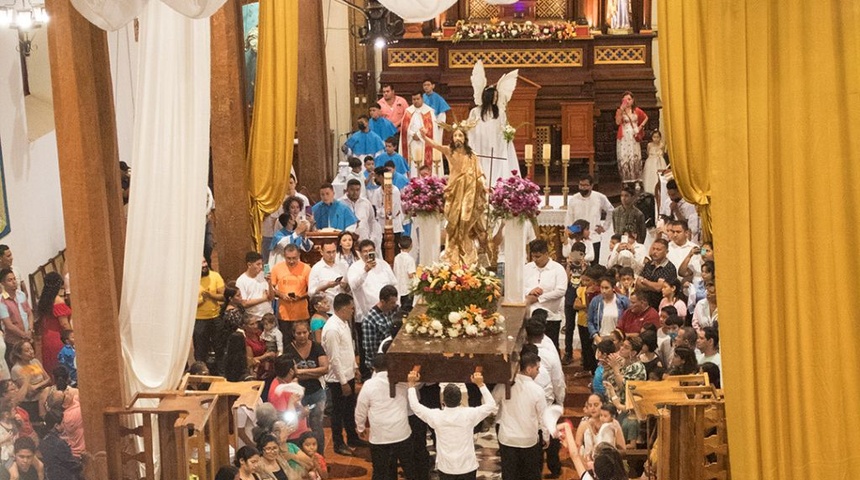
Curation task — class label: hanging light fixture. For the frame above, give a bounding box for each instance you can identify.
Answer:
[0,1,48,57]
[0,0,49,30]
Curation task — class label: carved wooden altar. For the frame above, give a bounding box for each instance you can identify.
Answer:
[379,33,659,186]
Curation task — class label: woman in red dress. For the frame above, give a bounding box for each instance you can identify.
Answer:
[36,272,71,377]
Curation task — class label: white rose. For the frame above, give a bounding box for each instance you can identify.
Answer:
[430,320,443,331]
[465,325,479,336]
[417,326,428,334]
[405,324,415,334]
[497,315,506,324]
[474,314,483,323]
[447,328,460,338]
[448,312,462,323]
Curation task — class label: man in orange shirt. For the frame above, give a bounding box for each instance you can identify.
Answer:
[270,244,311,343]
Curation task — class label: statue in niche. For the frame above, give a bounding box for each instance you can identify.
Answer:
[606,0,632,33]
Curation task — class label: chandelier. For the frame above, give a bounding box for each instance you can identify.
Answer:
[0,1,49,56]
[0,0,49,30]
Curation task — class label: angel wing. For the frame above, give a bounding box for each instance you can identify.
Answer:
[495,68,519,112]
[471,60,487,106]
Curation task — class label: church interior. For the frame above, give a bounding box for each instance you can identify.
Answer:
[0,0,857,479]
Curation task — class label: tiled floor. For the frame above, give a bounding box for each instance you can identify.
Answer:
[323,350,593,480]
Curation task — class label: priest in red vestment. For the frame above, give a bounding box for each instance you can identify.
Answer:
[401,92,437,176]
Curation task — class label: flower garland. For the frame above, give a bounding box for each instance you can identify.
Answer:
[451,20,577,43]
[402,176,447,217]
[405,263,504,338]
[404,306,505,338]
[489,173,542,221]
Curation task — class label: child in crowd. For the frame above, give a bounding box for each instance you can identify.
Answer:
[595,403,626,451]
[309,294,329,344]
[393,236,416,311]
[610,329,626,349]
[616,267,635,297]
[57,329,78,387]
[657,305,678,343]
[638,327,663,379]
[260,313,283,356]
[294,431,329,480]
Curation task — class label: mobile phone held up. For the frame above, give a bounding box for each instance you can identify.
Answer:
[263,263,271,276]
[368,251,376,262]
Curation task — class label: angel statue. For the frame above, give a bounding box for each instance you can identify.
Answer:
[468,60,520,186]
[419,120,489,267]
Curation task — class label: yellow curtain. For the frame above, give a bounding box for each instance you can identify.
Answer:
[659,1,860,478]
[247,0,298,248]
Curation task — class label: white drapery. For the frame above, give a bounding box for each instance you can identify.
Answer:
[413,214,443,266]
[117,0,213,394]
[378,0,457,23]
[502,218,528,304]
[71,0,226,31]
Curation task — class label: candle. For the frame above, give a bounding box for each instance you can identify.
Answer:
[433,149,442,162]
[562,144,571,160]
[524,144,533,160]
[542,144,551,161]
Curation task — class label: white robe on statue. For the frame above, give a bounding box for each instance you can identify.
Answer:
[468,107,520,186]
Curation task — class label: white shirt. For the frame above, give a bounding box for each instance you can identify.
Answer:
[692,298,718,331]
[235,272,273,320]
[493,373,546,448]
[308,259,348,312]
[340,195,378,243]
[671,199,701,243]
[347,259,397,322]
[368,184,404,234]
[393,252,416,297]
[355,371,411,445]
[607,242,648,274]
[667,239,698,280]
[321,314,356,384]
[562,237,595,263]
[407,385,497,475]
[696,351,722,369]
[535,337,566,406]
[599,298,619,336]
[344,171,367,198]
[564,191,614,237]
[523,260,568,321]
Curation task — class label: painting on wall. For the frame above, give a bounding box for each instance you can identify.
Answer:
[0,136,10,238]
[242,2,259,114]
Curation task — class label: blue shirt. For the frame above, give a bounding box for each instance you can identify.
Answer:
[0,290,30,330]
[58,344,77,386]
[345,130,385,156]
[312,200,358,230]
[423,92,450,115]
[392,171,409,191]
[270,228,313,252]
[374,152,410,176]
[369,117,398,142]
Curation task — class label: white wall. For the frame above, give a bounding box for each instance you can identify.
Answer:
[108,24,139,167]
[0,27,66,279]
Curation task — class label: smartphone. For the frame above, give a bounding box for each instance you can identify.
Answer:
[335,276,343,283]
[368,252,376,262]
[305,205,313,217]
[288,292,297,299]
[263,263,271,276]
[621,234,629,244]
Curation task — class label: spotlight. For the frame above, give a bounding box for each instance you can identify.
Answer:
[374,36,386,49]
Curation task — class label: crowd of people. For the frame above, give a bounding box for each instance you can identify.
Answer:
[0,245,83,479]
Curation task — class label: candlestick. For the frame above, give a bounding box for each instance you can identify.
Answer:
[412,146,424,170]
[524,144,534,181]
[542,144,551,162]
[562,144,570,160]
[432,149,443,177]
[561,155,571,208]
[541,146,552,210]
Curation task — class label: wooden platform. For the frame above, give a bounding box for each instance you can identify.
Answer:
[385,304,527,397]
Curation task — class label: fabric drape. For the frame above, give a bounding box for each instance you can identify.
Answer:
[118,0,212,394]
[656,1,713,240]
[659,1,860,478]
[247,0,298,249]
[378,0,457,23]
[71,0,226,31]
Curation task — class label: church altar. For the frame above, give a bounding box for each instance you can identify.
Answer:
[386,303,527,397]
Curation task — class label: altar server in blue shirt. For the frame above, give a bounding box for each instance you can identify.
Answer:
[374,137,410,176]
[312,183,358,231]
[344,115,385,157]
[368,105,398,143]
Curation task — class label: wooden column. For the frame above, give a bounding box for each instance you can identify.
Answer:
[296,0,333,187]
[211,0,253,280]
[45,0,126,458]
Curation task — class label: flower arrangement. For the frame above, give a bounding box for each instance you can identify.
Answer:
[502,124,516,142]
[451,20,577,43]
[404,305,505,338]
[489,173,542,221]
[402,176,447,217]
[408,262,503,337]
